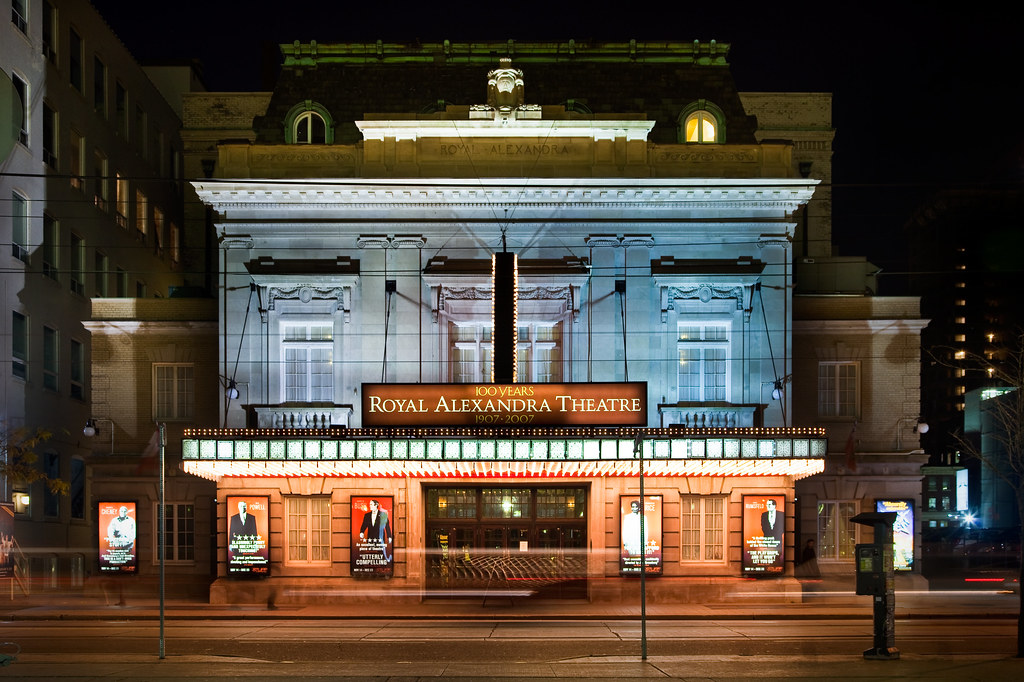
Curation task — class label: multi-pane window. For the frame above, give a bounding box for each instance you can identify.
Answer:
[115,173,129,227]
[93,148,108,210]
[450,323,492,383]
[70,338,84,399]
[282,323,333,402]
[115,81,127,137]
[293,111,326,144]
[158,502,195,562]
[684,110,717,143]
[13,74,28,145]
[134,189,148,237]
[43,325,58,390]
[94,251,108,296]
[426,488,476,519]
[154,363,194,420]
[517,323,562,383]
[69,232,84,295]
[11,311,27,379]
[42,213,58,280]
[93,56,106,116]
[817,361,859,418]
[42,103,57,168]
[11,191,28,262]
[817,500,858,561]
[70,457,85,519]
[680,495,726,561]
[70,130,84,190]
[11,0,26,33]
[285,496,331,564]
[69,27,82,92]
[482,488,531,519]
[535,488,585,519]
[42,1,56,62]
[44,452,60,517]
[677,322,729,402]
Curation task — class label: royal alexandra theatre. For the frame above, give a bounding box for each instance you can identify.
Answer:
[184,43,827,605]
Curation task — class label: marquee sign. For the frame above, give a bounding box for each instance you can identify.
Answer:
[362,382,647,427]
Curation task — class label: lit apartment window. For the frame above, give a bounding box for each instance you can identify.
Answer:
[153,363,194,420]
[956,264,966,270]
[115,81,128,137]
[93,149,108,210]
[817,361,858,417]
[282,322,333,402]
[70,338,84,399]
[954,350,966,360]
[817,500,858,561]
[11,0,27,33]
[157,502,195,562]
[954,385,966,396]
[986,332,995,343]
[11,191,29,262]
[69,27,82,92]
[955,299,966,306]
[43,325,58,391]
[134,189,148,238]
[954,317,966,324]
[684,110,718,143]
[42,213,58,280]
[41,1,56,62]
[93,57,106,116]
[955,281,966,288]
[680,496,726,561]
[285,496,331,564]
[954,368,966,378]
[11,311,28,379]
[12,74,28,145]
[953,334,966,342]
[94,251,108,296]
[115,173,129,227]
[70,130,84,190]
[42,103,57,168]
[678,322,729,402]
[69,232,84,295]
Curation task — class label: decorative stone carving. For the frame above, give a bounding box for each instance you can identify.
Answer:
[263,285,350,322]
[661,283,749,323]
[487,58,525,110]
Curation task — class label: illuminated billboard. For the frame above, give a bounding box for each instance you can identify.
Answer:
[227,495,270,576]
[351,496,394,578]
[98,501,138,574]
[619,495,662,576]
[742,495,785,576]
[876,499,914,571]
[362,382,647,427]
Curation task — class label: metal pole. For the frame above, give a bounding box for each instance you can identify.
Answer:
[634,433,647,660]
[158,423,166,660]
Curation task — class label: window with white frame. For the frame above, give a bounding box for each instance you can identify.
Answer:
[293,111,326,144]
[282,322,333,402]
[12,0,28,34]
[679,495,726,561]
[450,322,493,383]
[41,1,56,62]
[817,361,859,417]
[677,321,729,402]
[12,73,28,145]
[11,191,28,262]
[285,496,331,564]
[684,110,718,143]
[517,322,562,383]
[817,500,858,561]
[12,311,27,380]
[154,363,194,420]
[42,213,58,280]
[42,102,57,168]
[156,502,194,562]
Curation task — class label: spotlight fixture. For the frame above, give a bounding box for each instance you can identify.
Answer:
[771,380,784,401]
[226,380,239,400]
[914,419,929,434]
[83,419,98,437]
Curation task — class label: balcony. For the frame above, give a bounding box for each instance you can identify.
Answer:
[251,404,354,429]
[657,403,759,428]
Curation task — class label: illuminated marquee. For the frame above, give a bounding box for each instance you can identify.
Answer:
[362,382,648,427]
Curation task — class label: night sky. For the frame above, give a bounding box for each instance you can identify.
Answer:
[90,1,1022,288]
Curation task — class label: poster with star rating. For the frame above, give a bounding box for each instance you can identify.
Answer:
[227,495,269,576]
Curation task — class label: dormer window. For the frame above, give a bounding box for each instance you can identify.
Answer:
[284,101,334,144]
[678,100,725,144]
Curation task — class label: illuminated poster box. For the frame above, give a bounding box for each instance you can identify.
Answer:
[742,495,785,577]
[98,501,138,574]
[876,499,914,571]
[619,495,662,576]
[351,496,394,578]
[227,495,270,576]
[362,382,647,427]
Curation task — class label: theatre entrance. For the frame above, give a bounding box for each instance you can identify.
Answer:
[425,486,587,598]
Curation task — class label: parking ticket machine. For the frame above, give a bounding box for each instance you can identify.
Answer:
[851,512,899,660]
[855,543,885,596]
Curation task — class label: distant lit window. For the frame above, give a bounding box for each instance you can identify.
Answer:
[956,264,966,270]
[285,101,334,144]
[154,363,194,420]
[955,281,966,288]
[954,317,966,324]
[680,495,726,562]
[679,100,725,144]
[955,299,966,306]
[818,361,858,418]
[954,350,966,360]
[818,500,858,561]
[953,334,966,342]
[685,111,717,143]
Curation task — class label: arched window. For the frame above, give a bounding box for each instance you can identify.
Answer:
[284,101,334,144]
[678,100,725,144]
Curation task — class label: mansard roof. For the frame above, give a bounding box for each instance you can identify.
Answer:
[254,40,758,146]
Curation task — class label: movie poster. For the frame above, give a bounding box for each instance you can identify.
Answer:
[0,504,14,579]
[619,495,663,576]
[742,495,785,576]
[876,499,914,571]
[227,495,269,576]
[98,501,138,574]
[351,496,394,578]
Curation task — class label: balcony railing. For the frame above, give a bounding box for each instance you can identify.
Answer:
[658,404,759,428]
[252,404,354,429]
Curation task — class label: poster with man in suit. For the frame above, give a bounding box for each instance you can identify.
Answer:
[742,495,786,576]
[98,501,138,574]
[351,496,393,578]
[227,496,269,576]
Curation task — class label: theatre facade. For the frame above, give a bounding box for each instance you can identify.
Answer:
[186,42,828,604]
